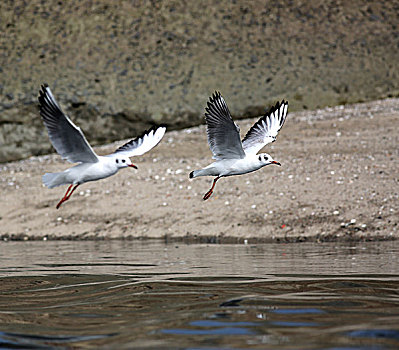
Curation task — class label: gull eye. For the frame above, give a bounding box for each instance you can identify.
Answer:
[264,155,268,161]
[258,155,262,161]
[116,159,119,164]
[122,159,126,163]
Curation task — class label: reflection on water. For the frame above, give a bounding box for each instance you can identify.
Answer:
[0,241,398,349]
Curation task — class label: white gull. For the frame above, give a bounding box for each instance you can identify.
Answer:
[189,91,288,200]
[38,84,166,209]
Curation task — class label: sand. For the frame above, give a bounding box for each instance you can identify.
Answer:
[0,99,398,242]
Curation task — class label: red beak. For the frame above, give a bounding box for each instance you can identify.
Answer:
[128,164,138,169]
[272,161,281,166]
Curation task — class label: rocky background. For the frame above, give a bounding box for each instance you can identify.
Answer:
[1,0,398,162]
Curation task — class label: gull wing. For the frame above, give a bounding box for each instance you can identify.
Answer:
[205,91,245,160]
[112,126,166,157]
[38,84,99,163]
[242,100,288,155]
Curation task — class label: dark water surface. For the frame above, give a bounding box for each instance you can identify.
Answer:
[0,241,398,349]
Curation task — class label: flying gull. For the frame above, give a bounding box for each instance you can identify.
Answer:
[38,84,166,208]
[190,91,288,200]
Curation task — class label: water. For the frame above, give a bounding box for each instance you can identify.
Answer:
[0,241,398,349]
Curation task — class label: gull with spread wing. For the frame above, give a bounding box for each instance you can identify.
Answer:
[38,84,166,209]
[189,91,288,200]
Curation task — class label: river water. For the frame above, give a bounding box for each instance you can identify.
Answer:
[0,241,398,349]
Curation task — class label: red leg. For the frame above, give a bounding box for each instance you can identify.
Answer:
[66,184,79,200]
[56,184,79,209]
[203,177,220,201]
[56,184,73,208]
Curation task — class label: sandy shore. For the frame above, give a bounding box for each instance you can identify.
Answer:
[0,99,398,242]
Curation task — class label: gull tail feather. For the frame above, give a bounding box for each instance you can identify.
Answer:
[42,172,69,189]
[189,169,212,178]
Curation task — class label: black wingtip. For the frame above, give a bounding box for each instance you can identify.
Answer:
[205,90,227,117]
[138,125,165,136]
[189,171,194,179]
[280,99,288,108]
[113,124,167,155]
[212,90,221,99]
[39,83,49,96]
[268,99,288,115]
[210,91,222,103]
[38,85,46,106]
[146,124,167,135]
[38,84,50,102]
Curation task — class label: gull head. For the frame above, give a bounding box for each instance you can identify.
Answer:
[114,156,137,169]
[257,153,281,167]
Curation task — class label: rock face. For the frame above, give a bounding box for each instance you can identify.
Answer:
[1,0,398,162]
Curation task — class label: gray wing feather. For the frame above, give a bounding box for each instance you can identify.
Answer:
[112,126,166,157]
[38,84,99,163]
[205,91,245,160]
[242,100,288,155]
